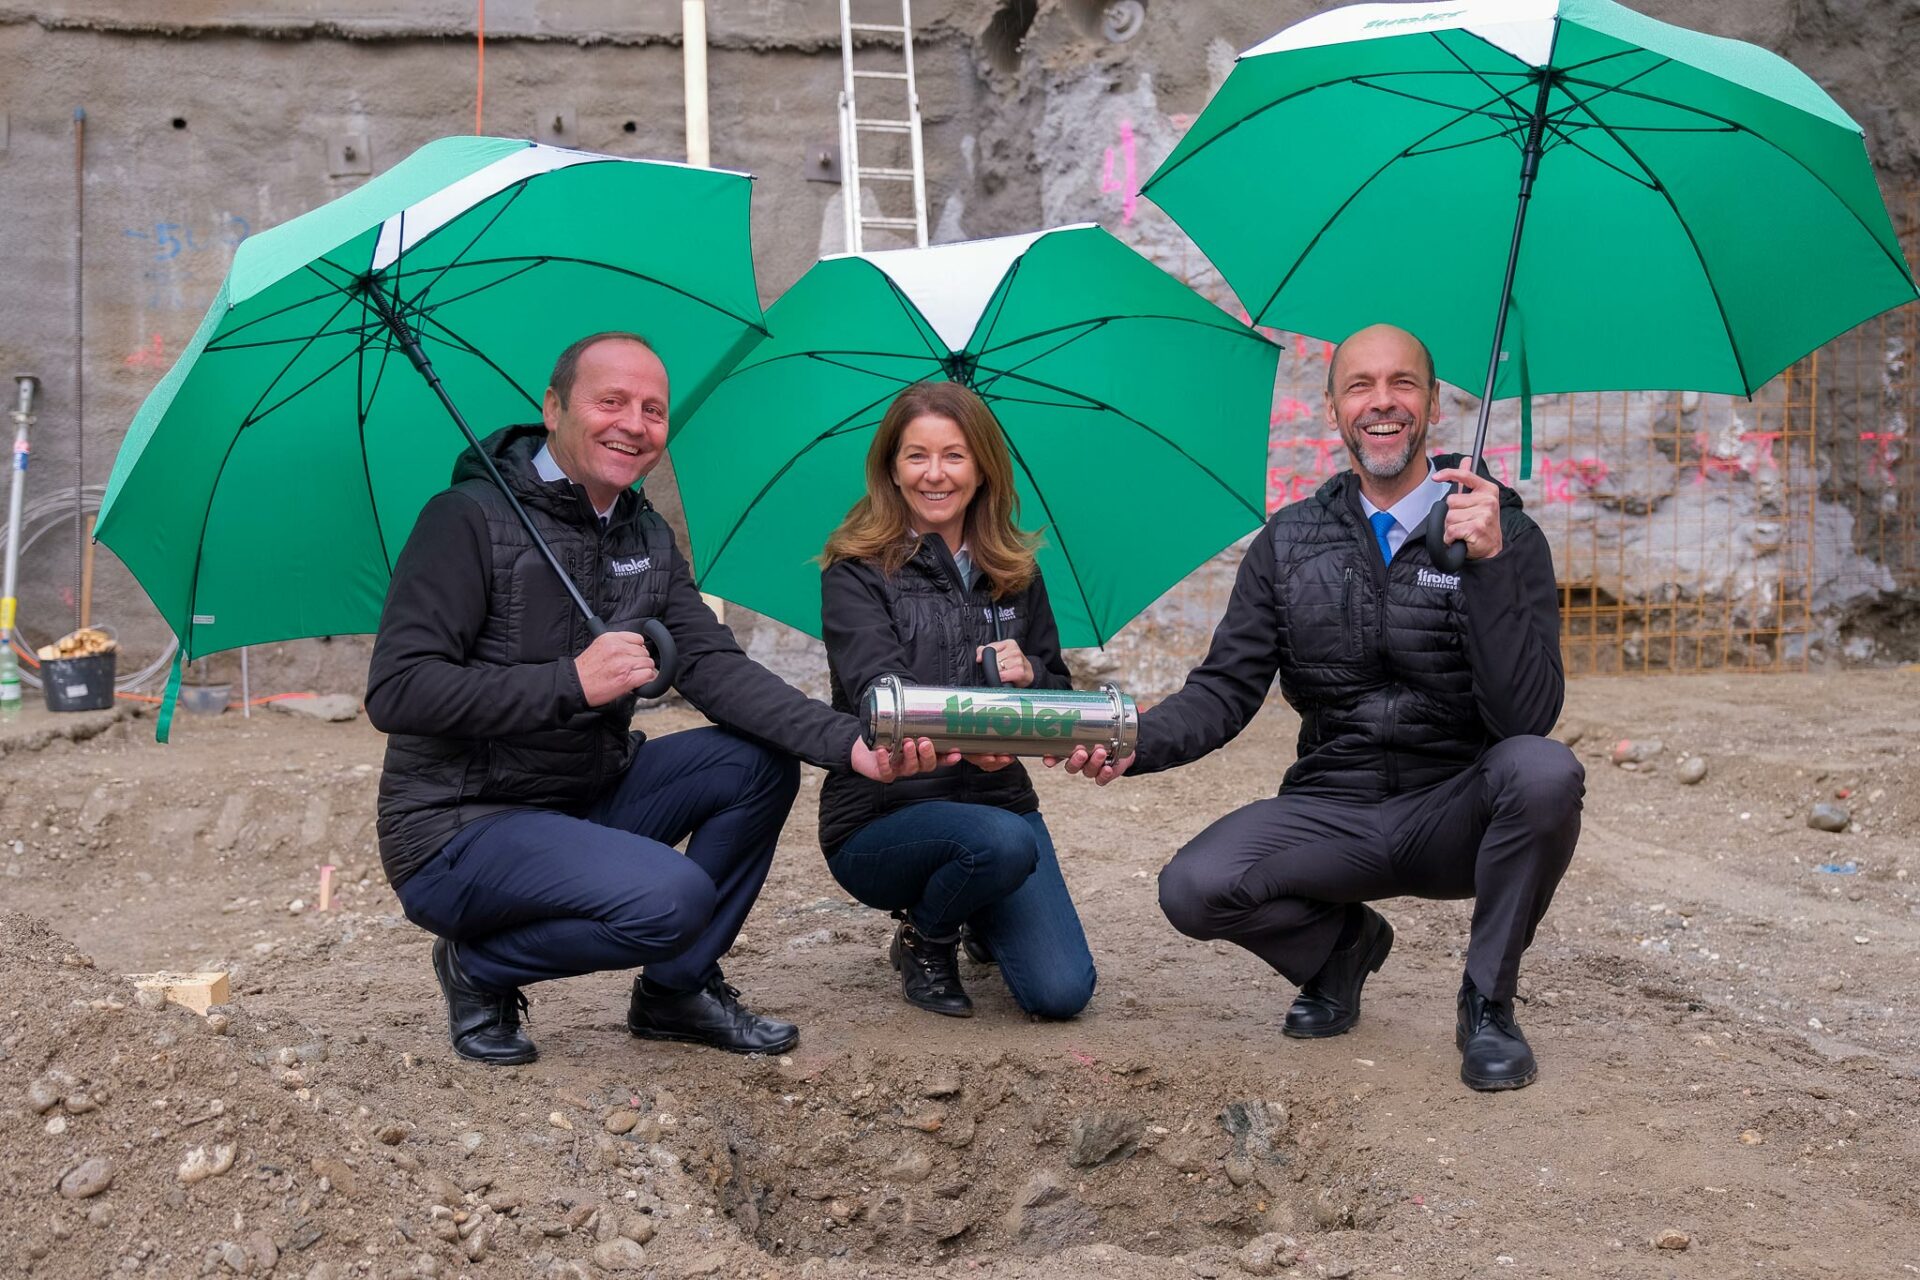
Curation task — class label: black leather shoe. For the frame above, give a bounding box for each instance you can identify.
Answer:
[626,974,799,1055]
[1456,979,1538,1090]
[960,922,997,966]
[432,938,537,1066]
[1282,905,1393,1039]
[890,918,974,1017]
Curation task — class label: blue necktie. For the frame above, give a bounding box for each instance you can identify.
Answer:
[1369,511,1397,566]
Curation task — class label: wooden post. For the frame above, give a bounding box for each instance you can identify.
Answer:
[79,515,96,630]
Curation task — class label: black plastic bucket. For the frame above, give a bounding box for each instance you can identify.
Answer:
[42,652,116,712]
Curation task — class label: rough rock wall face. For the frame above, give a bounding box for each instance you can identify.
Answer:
[0,0,1915,699]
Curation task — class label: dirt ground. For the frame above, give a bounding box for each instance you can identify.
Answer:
[1,670,1917,1280]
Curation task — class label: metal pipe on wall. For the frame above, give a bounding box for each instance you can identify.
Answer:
[72,107,86,632]
[683,1,710,168]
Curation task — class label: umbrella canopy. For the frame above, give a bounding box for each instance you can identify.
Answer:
[669,225,1280,648]
[1143,0,1918,403]
[97,136,768,664]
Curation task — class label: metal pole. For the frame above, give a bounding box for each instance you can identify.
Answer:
[682,1,710,168]
[1426,72,1556,573]
[359,283,607,636]
[4,377,40,644]
[72,108,86,631]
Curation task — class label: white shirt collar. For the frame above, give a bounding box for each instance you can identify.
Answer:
[1358,458,1450,535]
[532,442,617,521]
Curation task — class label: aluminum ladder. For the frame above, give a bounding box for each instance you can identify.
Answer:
[837,0,930,252]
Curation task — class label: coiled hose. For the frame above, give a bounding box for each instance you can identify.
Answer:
[2,484,177,692]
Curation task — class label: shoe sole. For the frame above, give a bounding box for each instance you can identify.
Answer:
[904,997,975,1018]
[1461,1064,1538,1091]
[450,1041,538,1067]
[1281,919,1394,1039]
[1454,1025,1537,1090]
[626,1023,800,1055]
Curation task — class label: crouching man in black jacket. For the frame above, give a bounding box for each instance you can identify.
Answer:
[1060,324,1583,1091]
[366,332,927,1066]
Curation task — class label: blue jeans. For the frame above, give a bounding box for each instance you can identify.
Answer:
[397,728,800,994]
[828,803,1097,1019]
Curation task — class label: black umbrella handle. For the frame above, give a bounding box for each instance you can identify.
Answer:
[632,617,678,699]
[1424,489,1468,574]
[980,650,1005,688]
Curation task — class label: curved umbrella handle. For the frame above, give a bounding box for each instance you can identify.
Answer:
[979,646,1004,688]
[1424,490,1468,574]
[634,617,678,700]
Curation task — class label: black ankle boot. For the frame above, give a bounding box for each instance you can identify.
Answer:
[626,973,799,1055]
[1456,978,1537,1091]
[432,938,537,1066]
[1282,905,1393,1038]
[890,918,973,1017]
[960,922,997,966]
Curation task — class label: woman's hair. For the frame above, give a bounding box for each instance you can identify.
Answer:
[821,381,1039,597]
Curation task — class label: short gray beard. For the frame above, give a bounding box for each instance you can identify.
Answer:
[1345,422,1419,481]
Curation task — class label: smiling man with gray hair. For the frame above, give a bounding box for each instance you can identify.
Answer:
[1058,322,1583,1091]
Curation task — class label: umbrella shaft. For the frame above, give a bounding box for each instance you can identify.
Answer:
[363,286,607,637]
[1466,74,1557,470]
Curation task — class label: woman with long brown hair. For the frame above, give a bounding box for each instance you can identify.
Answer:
[817,381,1096,1019]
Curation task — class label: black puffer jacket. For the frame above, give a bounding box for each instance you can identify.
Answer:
[1132,454,1564,797]
[818,537,1073,855]
[367,425,861,888]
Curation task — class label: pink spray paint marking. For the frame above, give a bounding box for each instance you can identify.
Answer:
[124,333,170,370]
[1101,119,1138,225]
[1860,431,1903,486]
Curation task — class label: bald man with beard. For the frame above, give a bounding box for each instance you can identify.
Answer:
[1060,324,1583,1091]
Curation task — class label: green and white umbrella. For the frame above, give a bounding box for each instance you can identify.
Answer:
[97,136,767,729]
[670,224,1281,648]
[1143,0,1918,563]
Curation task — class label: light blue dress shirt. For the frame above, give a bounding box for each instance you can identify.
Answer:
[1359,463,1452,561]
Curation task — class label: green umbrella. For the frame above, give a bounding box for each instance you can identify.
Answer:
[1143,0,1919,567]
[97,136,767,731]
[669,224,1281,649]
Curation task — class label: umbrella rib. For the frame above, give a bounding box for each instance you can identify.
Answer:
[232,282,366,429]
[1429,30,1534,132]
[401,181,530,310]
[1143,69,1528,193]
[405,309,546,416]
[694,385,909,586]
[1539,124,1664,190]
[996,434,1103,646]
[355,305,402,574]
[1553,79,1754,391]
[664,350,942,458]
[970,320,1109,393]
[207,323,385,354]
[971,312,1280,400]
[970,311,1279,360]
[870,273,953,363]
[406,257,549,316]
[977,365,1264,524]
[1554,75,1916,291]
[393,254,773,337]
[1247,84,1520,326]
[242,337,371,431]
[1403,127,1533,160]
[1350,76,1529,129]
[802,351,948,381]
[966,258,1026,362]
